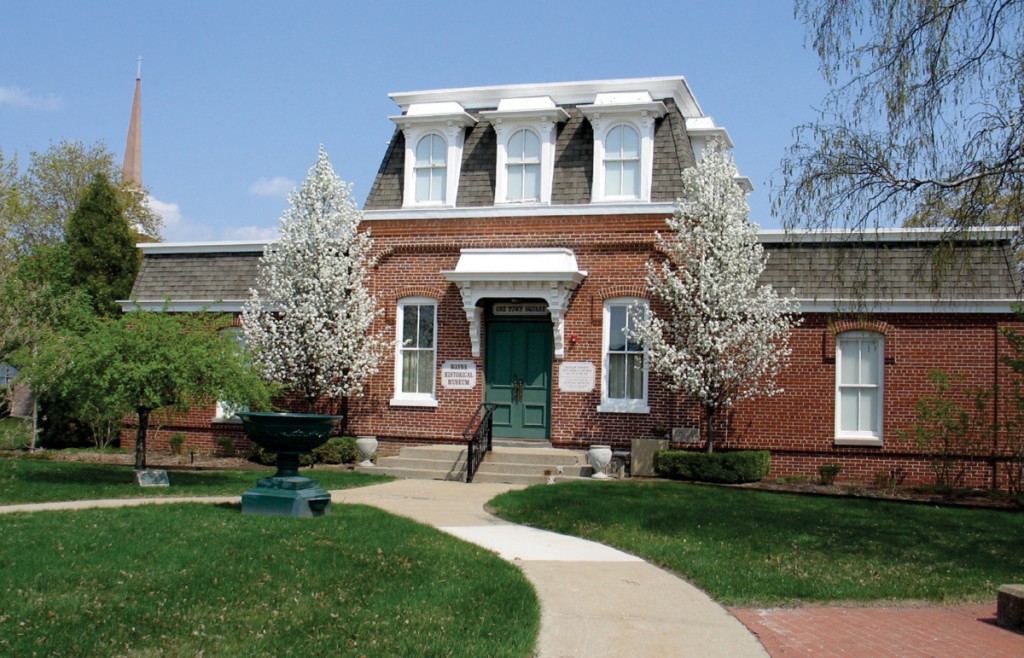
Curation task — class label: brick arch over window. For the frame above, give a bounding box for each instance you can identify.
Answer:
[590,285,648,325]
[385,288,445,322]
[824,319,896,364]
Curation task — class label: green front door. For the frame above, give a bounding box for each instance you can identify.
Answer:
[485,320,552,440]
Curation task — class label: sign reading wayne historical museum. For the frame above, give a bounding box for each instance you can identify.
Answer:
[441,361,477,389]
[558,361,596,392]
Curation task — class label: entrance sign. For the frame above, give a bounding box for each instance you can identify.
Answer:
[558,361,596,392]
[493,303,548,316]
[441,361,477,389]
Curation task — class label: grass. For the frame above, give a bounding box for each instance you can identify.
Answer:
[489,480,1024,606]
[0,503,539,657]
[0,459,392,505]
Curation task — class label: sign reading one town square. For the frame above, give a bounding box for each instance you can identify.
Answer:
[441,361,477,389]
[493,303,549,316]
[558,361,596,392]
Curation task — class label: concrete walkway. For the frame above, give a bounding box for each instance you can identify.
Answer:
[332,479,767,658]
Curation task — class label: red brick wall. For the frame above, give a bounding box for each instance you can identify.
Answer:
[124,211,1022,489]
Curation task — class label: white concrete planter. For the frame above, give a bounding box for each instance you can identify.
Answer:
[587,444,613,479]
[355,436,378,466]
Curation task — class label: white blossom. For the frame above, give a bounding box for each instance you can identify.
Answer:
[242,146,389,409]
[631,139,800,451]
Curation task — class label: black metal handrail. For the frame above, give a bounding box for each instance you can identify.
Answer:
[463,403,496,483]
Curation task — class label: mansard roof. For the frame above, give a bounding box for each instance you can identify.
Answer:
[124,229,1021,314]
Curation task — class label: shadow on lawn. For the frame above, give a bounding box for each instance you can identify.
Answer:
[20,461,253,490]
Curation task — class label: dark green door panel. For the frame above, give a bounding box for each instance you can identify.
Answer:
[485,321,552,440]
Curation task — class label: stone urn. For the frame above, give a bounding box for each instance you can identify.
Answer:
[355,436,378,466]
[236,411,342,517]
[587,444,613,480]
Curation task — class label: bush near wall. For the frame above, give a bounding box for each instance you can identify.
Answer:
[249,436,358,467]
[655,449,771,484]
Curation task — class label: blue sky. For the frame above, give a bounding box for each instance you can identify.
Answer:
[2,1,827,242]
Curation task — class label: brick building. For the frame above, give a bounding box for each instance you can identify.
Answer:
[126,77,1022,488]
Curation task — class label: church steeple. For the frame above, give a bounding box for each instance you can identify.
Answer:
[122,56,143,186]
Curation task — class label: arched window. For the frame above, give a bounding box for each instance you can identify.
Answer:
[835,331,884,443]
[506,129,541,201]
[414,134,447,203]
[603,124,640,199]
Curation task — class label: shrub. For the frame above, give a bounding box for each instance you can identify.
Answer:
[248,443,276,466]
[654,449,770,484]
[818,462,842,485]
[167,433,186,456]
[312,436,358,465]
[216,436,236,458]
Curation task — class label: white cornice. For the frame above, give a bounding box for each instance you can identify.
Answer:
[119,300,246,312]
[137,240,271,254]
[757,227,1018,244]
[363,202,677,221]
[798,299,1016,313]
[389,76,703,117]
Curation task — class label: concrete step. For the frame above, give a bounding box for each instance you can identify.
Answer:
[475,460,592,477]
[360,465,465,481]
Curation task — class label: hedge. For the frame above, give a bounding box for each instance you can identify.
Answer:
[654,449,770,484]
[249,436,358,466]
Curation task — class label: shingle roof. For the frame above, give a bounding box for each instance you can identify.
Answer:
[363,99,695,210]
[130,252,261,302]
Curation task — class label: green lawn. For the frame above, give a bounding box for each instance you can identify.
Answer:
[0,503,539,657]
[0,458,391,505]
[489,480,1024,606]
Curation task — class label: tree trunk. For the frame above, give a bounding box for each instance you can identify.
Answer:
[704,405,716,454]
[339,395,349,435]
[135,408,149,470]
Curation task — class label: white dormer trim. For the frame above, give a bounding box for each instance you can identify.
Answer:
[390,103,477,208]
[685,117,753,194]
[579,95,667,203]
[481,97,569,205]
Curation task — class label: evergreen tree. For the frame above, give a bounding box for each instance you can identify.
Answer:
[65,173,138,316]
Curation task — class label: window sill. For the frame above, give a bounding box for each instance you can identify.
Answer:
[834,436,882,447]
[597,401,650,414]
[389,397,439,408]
[211,416,242,425]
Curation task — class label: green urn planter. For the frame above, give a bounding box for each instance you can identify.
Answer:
[237,411,341,517]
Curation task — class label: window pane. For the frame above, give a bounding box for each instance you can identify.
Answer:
[415,169,431,202]
[418,305,434,348]
[508,130,524,160]
[523,164,539,200]
[860,340,880,385]
[402,351,419,393]
[626,307,643,351]
[430,135,446,165]
[605,162,622,197]
[626,353,644,399]
[522,130,540,160]
[606,126,622,156]
[608,353,625,398]
[620,126,640,158]
[417,351,434,393]
[508,165,523,200]
[859,389,878,432]
[621,160,640,197]
[415,136,432,164]
[839,340,860,385]
[840,388,860,431]
[403,305,418,346]
[609,306,627,351]
[431,168,446,202]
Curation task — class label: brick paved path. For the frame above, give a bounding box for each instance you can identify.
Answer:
[731,604,1024,657]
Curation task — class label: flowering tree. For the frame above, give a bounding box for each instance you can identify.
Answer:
[632,140,800,452]
[242,147,388,421]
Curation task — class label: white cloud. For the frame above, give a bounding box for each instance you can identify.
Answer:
[144,194,277,243]
[0,85,61,110]
[146,196,182,226]
[249,176,295,198]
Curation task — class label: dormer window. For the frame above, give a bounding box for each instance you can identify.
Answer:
[414,134,447,203]
[580,92,667,203]
[391,101,476,208]
[482,97,568,205]
[506,129,541,201]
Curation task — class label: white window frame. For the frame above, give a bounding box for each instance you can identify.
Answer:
[503,128,542,202]
[580,95,665,203]
[214,328,247,422]
[601,124,642,199]
[598,297,650,414]
[835,331,884,445]
[483,99,568,206]
[391,297,439,407]
[413,133,448,204]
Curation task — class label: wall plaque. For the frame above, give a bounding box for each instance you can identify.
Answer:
[558,361,596,392]
[441,361,477,389]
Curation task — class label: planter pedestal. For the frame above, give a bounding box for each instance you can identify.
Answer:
[237,411,340,518]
